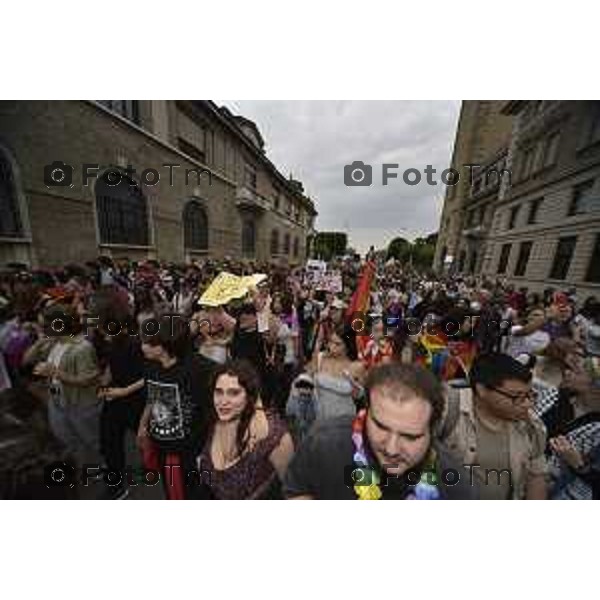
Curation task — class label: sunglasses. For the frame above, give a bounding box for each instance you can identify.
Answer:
[487,385,533,405]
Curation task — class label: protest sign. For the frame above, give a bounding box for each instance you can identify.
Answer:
[198,272,267,307]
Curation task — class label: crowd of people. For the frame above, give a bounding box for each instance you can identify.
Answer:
[0,253,599,499]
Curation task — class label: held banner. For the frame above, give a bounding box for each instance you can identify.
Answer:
[198,272,267,307]
[304,270,343,293]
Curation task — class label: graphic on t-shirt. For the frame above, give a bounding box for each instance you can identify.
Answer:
[147,379,185,441]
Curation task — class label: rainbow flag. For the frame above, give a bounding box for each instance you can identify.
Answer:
[446,340,477,380]
[346,261,375,317]
[414,332,448,374]
[415,333,476,380]
[346,262,376,358]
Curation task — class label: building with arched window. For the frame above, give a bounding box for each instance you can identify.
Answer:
[0,100,317,267]
[241,214,256,256]
[435,100,600,298]
[0,144,31,265]
[0,154,22,238]
[270,229,280,255]
[95,170,149,246]
[183,200,209,253]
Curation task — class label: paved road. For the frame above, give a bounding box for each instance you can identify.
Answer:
[80,433,165,500]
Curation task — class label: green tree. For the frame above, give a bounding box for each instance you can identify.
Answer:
[387,237,411,262]
[314,232,348,261]
[424,232,438,246]
[412,232,437,270]
[386,232,437,270]
[413,243,435,270]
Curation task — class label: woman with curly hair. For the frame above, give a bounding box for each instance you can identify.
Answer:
[196,360,294,499]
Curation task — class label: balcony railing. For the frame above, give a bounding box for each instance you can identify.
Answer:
[235,186,271,211]
[462,224,487,239]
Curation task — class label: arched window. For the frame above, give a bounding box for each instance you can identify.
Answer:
[241,216,256,256]
[469,251,478,274]
[184,201,208,250]
[283,232,291,255]
[0,150,22,238]
[270,229,280,255]
[458,250,466,273]
[95,170,149,246]
[293,237,299,258]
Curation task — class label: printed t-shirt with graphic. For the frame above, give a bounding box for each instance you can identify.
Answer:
[144,355,214,452]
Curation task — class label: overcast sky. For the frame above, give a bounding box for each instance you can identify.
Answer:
[221,101,461,254]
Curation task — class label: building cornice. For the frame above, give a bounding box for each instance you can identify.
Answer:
[86,101,238,188]
[486,213,600,241]
[195,101,317,215]
[497,160,600,206]
[88,100,318,218]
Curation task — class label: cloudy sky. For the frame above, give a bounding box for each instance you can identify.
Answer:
[221,101,461,254]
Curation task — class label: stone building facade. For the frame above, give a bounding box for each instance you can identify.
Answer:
[0,100,317,268]
[434,100,514,275]
[435,100,600,299]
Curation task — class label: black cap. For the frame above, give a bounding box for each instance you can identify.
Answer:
[470,353,533,388]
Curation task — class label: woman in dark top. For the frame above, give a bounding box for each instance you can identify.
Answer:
[230,302,268,386]
[197,360,294,499]
[98,315,147,500]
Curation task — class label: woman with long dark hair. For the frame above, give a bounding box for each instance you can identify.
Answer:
[196,360,294,499]
[23,302,102,468]
[310,324,365,416]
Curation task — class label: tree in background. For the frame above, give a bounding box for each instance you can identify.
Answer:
[386,232,437,271]
[313,232,348,261]
[412,233,437,270]
[386,236,412,262]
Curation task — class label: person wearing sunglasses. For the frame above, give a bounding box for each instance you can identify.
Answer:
[442,353,548,499]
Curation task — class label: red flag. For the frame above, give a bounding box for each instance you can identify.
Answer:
[346,261,376,357]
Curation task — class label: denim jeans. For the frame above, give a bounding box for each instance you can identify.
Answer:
[48,396,103,468]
